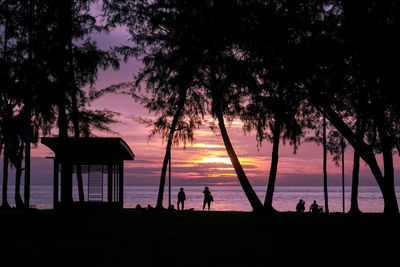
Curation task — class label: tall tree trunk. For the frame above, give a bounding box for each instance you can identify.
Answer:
[1,6,10,209]
[24,0,33,209]
[58,0,73,206]
[323,114,329,213]
[264,115,282,213]
[15,141,24,209]
[2,142,10,208]
[349,148,361,214]
[376,117,399,214]
[24,136,31,208]
[58,97,72,205]
[215,104,264,212]
[72,96,85,203]
[69,48,85,203]
[349,116,364,214]
[341,137,345,213]
[380,145,398,214]
[156,90,187,209]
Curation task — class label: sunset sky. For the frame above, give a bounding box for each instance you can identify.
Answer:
[3,25,400,188]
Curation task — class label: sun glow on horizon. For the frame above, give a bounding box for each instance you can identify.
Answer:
[192,143,225,149]
[200,157,232,164]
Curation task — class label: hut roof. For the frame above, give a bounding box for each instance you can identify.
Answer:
[41,137,134,164]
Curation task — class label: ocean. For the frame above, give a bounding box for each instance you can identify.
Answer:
[2,185,400,212]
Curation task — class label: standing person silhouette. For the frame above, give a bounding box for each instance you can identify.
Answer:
[202,186,213,211]
[177,188,186,211]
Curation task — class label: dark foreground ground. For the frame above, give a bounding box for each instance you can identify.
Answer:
[0,209,399,267]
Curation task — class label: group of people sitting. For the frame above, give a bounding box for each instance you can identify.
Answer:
[296,199,323,214]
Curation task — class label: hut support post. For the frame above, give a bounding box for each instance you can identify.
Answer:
[119,162,123,209]
[53,159,59,209]
[108,164,113,203]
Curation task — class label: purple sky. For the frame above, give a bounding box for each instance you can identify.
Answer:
[2,25,400,188]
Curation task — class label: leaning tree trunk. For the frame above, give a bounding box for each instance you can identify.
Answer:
[15,141,25,209]
[264,115,282,213]
[215,104,264,212]
[323,114,329,213]
[156,134,173,209]
[2,142,10,208]
[155,90,187,209]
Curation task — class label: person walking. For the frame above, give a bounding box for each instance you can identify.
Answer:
[202,186,213,211]
[177,187,186,211]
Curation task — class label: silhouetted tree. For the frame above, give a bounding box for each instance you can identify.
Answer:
[170,0,266,211]
[104,0,264,211]
[239,1,307,213]
[44,0,119,205]
[322,115,329,213]
[104,0,205,209]
[103,0,400,214]
[0,0,25,209]
[303,0,400,214]
[7,121,25,209]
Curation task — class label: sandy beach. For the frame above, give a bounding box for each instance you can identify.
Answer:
[1,209,399,267]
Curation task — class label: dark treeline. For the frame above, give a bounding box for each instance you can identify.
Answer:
[104,0,400,215]
[1,0,400,215]
[0,0,119,209]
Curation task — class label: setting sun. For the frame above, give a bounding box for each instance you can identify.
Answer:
[201,157,232,164]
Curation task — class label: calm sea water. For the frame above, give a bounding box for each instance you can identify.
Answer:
[2,185,400,212]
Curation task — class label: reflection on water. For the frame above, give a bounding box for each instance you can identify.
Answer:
[1,185,399,212]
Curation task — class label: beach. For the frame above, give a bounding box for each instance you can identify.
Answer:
[1,209,399,267]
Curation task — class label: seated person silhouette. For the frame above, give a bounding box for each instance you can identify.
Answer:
[177,188,186,211]
[296,199,305,213]
[309,200,320,214]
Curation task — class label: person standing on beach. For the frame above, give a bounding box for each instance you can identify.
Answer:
[177,188,186,210]
[202,186,213,211]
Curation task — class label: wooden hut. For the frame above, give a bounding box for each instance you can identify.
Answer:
[41,137,134,209]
